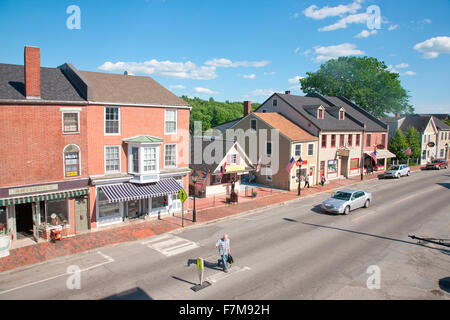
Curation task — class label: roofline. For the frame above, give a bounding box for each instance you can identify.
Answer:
[87,101,192,109]
[58,63,93,101]
[336,96,388,129]
[0,99,87,105]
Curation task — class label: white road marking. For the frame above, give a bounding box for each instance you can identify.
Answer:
[141,233,172,245]
[0,251,114,296]
[207,266,251,283]
[145,235,199,257]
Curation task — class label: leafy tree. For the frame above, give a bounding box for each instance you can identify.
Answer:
[300,56,414,118]
[388,129,408,161]
[404,126,421,164]
[182,96,260,133]
[443,119,450,126]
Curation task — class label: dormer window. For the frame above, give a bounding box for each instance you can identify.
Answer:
[339,108,345,120]
[317,106,324,120]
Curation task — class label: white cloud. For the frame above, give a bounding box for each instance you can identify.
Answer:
[387,65,399,73]
[304,49,312,56]
[288,76,304,84]
[403,71,416,76]
[242,74,256,79]
[355,29,377,38]
[205,58,270,68]
[424,18,432,24]
[388,24,398,31]
[194,87,219,94]
[311,43,364,62]
[169,84,185,89]
[264,71,276,75]
[395,63,409,69]
[294,47,300,54]
[249,89,277,96]
[414,36,450,59]
[319,12,369,31]
[98,60,217,80]
[303,0,363,20]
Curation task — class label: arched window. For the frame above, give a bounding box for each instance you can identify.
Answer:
[64,144,80,177]
[339,107,345,120]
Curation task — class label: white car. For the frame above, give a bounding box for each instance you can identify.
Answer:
[321,189,372,215]
[383,164,410,179]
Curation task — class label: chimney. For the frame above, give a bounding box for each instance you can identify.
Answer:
[24,46,41,99]
[244,101,252,117]
[285,90,291,95]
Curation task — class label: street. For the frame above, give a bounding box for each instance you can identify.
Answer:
[0,169,449,300]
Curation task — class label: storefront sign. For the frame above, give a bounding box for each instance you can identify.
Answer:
[337,149,350,157]
[427,142,435,148]
[66,171,78,177]
[226,165,245,173]
[9,184,58,196]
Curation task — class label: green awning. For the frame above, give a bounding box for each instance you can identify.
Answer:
[0,188,89,206]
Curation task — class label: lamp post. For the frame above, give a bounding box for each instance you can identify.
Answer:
[297,157,303,196]
[191,171,198,223]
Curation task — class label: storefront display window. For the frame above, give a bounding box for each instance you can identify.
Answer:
[46,199,69,225]
[0,206,7,235]
[328,160,337,173]
[98,189,121,218]
[127,200,139,218]
[152,196,167,209]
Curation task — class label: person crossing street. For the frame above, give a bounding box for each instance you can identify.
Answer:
[215,234,231,273]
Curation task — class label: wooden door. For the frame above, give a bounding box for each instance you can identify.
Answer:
[74,196,89,233]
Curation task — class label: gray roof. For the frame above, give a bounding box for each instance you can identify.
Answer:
[212,117,242,134]
[431,116,450,130]
[273,94,364,132]
[0,63,85,102]
[190,137,236,173]
[399,115,431,133]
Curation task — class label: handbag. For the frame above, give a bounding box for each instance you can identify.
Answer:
[227,254,234,264]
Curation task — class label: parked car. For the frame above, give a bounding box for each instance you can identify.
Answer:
[383,164,410,179]
[426,159,448,170]
[321,189,372,215]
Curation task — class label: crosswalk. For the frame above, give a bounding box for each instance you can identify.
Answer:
[141,234,199,257]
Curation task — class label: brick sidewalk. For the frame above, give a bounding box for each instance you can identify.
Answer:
[0,166,422,272]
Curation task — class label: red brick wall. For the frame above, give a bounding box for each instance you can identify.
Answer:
[364,132,388,151]
[0,105,88,188]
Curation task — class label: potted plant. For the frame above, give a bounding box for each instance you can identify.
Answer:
[252,190,258,198]
[226,197,231,204]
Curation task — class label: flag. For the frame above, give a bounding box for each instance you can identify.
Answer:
[220,162,227,181]
[256,157,261,172]
[285,157,295,173]
[405,146,412,155]
[370,148,377,162]
[295,159,301,167]
[196,172,208,188]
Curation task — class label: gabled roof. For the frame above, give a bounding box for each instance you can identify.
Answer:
[0,63,85,102]
[252,113,317,142]
[430,116,450,130]
[77,70,190,107]
[270,93,364,132]
[399,115,434,133]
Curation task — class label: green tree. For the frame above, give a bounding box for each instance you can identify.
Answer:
[300,56,414,118]
[388,129,408,161]
[443,119,450,126]
[404,126,421,164]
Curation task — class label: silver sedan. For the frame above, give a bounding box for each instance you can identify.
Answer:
[321,189,372,215]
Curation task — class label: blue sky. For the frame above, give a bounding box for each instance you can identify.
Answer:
[0,0,449,114]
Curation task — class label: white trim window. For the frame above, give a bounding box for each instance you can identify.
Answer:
[308,143,314,156]
[230,154,237,165]
[105,107,120,135]
[295,144,301,157]
[64,144,81,177]
[165,109,177,134]
[105,146,121,174]
[250,119,257,131]
[62,112,79,133]
[164,144,177,168]
[266,141,272,156]
[144,147,157,172]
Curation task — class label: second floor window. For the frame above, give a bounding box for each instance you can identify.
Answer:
[165,109,177,134]
[64,144,80,177]
[266,142,272,156]
[105,107,120,134]
[164,144,177,167]
[295,144,301,157]
[331,135,336,148]
[382,134,386,147]
[105,146,120,174]
[63,112,79,133]
[321,135,327,148]
[348,134,353,146]
[132,147,139,173]
[366,134,371,147]
[356,134,361,146]
[308,143,314,156]
[340,135,345,147]
[144,147,157,171]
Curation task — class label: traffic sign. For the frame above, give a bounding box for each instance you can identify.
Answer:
[178,188,187,203]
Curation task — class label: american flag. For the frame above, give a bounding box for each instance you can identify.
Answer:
[196,172,208,188]
[370,148,377,162]
[220,162,227,181]
[286,157,295,173]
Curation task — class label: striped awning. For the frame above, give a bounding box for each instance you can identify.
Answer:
[0,188,89,206]
[101,178,183,203]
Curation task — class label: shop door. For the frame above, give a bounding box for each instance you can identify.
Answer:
[15,203,33,238]
[340,158,348,178]
[320,161,325,178]
[74,196,89,233]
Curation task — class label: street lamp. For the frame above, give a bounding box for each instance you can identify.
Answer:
[191,170,199,223]
[297,157,303,196]
[445,143,449,160]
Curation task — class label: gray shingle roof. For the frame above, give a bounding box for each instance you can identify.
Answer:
[190,137,236,173]
[430,116,450,130]
[275,94,364,131]
[212,117,242,134]
[0,63,85,102]
[399,115,431,133]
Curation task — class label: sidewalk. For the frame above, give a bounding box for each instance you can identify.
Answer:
[0,166,422,272]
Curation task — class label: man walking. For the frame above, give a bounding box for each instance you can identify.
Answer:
[321,175,326,187]
[304,174,310,188]
[215,234,231,273]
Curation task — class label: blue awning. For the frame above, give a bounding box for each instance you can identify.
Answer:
[100,178,182,203]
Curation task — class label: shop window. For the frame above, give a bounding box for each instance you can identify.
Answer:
[152,196,168,209]
[0,206,6,235]
[327,160,337,173]
[98,189,121,218]
[350,158,359,170]
[46,199,69,225]
[64,144,80,177]
[127,200,139,218]
[296,168,307,183]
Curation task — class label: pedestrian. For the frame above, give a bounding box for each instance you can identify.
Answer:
[304,174,310,188]
[215,234,231,273]
[321,175,326,187]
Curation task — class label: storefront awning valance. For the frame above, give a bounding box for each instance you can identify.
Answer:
[101,178,182,203]
[0,188,89,207]
[364,150,396,159]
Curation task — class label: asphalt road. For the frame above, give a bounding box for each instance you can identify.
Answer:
[0,169,449,300]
